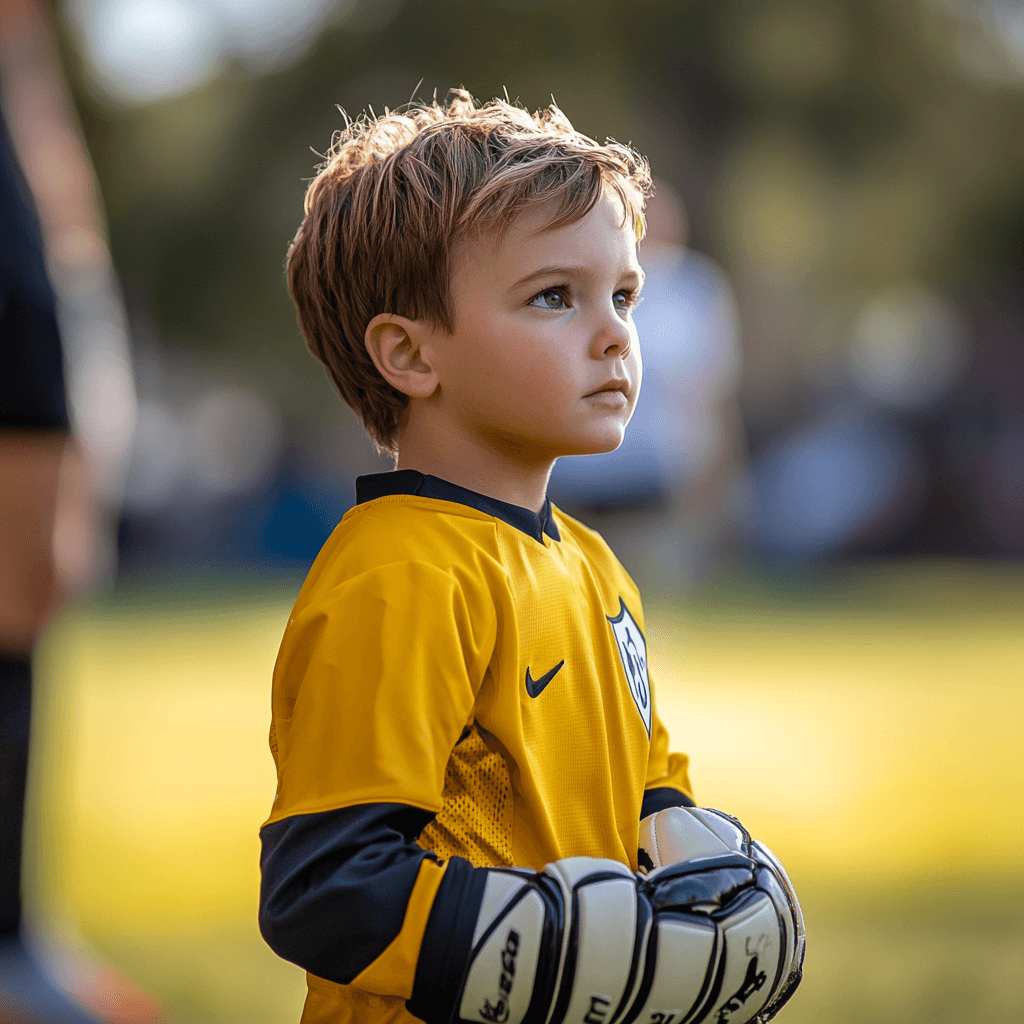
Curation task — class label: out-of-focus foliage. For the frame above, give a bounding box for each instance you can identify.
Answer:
[46,0,1024,567]
[57,0,1024,410]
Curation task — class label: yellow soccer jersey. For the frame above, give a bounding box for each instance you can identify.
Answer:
[259,470,693,1024]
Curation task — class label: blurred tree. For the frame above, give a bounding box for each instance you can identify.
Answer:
[53,0,1024,376]
[50,0,1024,555]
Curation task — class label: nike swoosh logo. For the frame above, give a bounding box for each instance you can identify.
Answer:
[525,660,565,698]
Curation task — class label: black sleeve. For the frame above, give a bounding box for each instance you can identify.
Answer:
[0,114,68,431]
[640,786,696,820]
[259,802,435,983]
[258,801,485,993]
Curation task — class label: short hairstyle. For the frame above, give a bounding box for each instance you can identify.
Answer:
[287,88,652,454]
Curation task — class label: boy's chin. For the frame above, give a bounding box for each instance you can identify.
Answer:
[556,431,627,458]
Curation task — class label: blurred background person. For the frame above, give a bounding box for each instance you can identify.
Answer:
[549,179,744,593]
[0,1,158,1021]
[0,91,78,1024]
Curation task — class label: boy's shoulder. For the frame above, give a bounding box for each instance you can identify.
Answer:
[293,471,528,601]
[315,489,501,577]
[552,504,644,607]
[551,503,612,554]
[552,503,636,574]
[285,490,502,638]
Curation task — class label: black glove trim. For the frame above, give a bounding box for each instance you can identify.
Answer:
[408,856,487,1023]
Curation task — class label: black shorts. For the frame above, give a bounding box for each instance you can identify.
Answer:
[0,114,68,432]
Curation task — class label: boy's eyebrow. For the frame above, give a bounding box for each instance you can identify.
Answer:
[512,264,646,289]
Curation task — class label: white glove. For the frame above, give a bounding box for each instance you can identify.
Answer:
[636,806,807,1023]
[449,810,805,1024]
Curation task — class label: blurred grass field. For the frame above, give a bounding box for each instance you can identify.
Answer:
[23,562,1024,1024]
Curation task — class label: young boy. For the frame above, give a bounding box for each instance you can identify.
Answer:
[259,90,804,1024]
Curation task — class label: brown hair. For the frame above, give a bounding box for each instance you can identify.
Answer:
[287,88,652,454]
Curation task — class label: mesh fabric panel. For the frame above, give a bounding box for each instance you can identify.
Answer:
[418,724,513,867]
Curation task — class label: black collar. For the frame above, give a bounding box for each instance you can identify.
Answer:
[355,470,560,543]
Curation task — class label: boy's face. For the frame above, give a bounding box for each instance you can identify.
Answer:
[433,190,644,464]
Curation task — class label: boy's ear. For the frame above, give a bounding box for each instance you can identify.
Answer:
[364,314,439,400]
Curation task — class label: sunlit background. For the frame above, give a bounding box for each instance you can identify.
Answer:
[5,0,1022,1022]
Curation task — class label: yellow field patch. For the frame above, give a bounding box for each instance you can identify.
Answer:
[647,606,1024,882]
[21,565,1024,1023]
[30,600,287,932]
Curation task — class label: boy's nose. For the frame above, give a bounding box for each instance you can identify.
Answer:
[592,308,633,359]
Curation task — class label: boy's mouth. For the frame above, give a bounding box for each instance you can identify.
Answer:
[585,380,629,398]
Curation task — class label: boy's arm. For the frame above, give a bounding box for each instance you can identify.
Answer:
[641,669,696,817]
[259,802,453,994]
[259,558,493,995]
[266,816,803,1024]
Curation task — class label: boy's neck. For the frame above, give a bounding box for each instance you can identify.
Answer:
[394,419,553,514]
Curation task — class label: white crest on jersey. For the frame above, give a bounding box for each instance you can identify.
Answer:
[608,598,651,738]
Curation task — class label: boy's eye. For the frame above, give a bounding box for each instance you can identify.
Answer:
[529,289,568,310]
[614,290,640,311]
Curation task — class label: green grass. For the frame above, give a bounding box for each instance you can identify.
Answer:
[23,562,1024,1024]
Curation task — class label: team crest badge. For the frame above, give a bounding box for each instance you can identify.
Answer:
[608,598,651,738]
